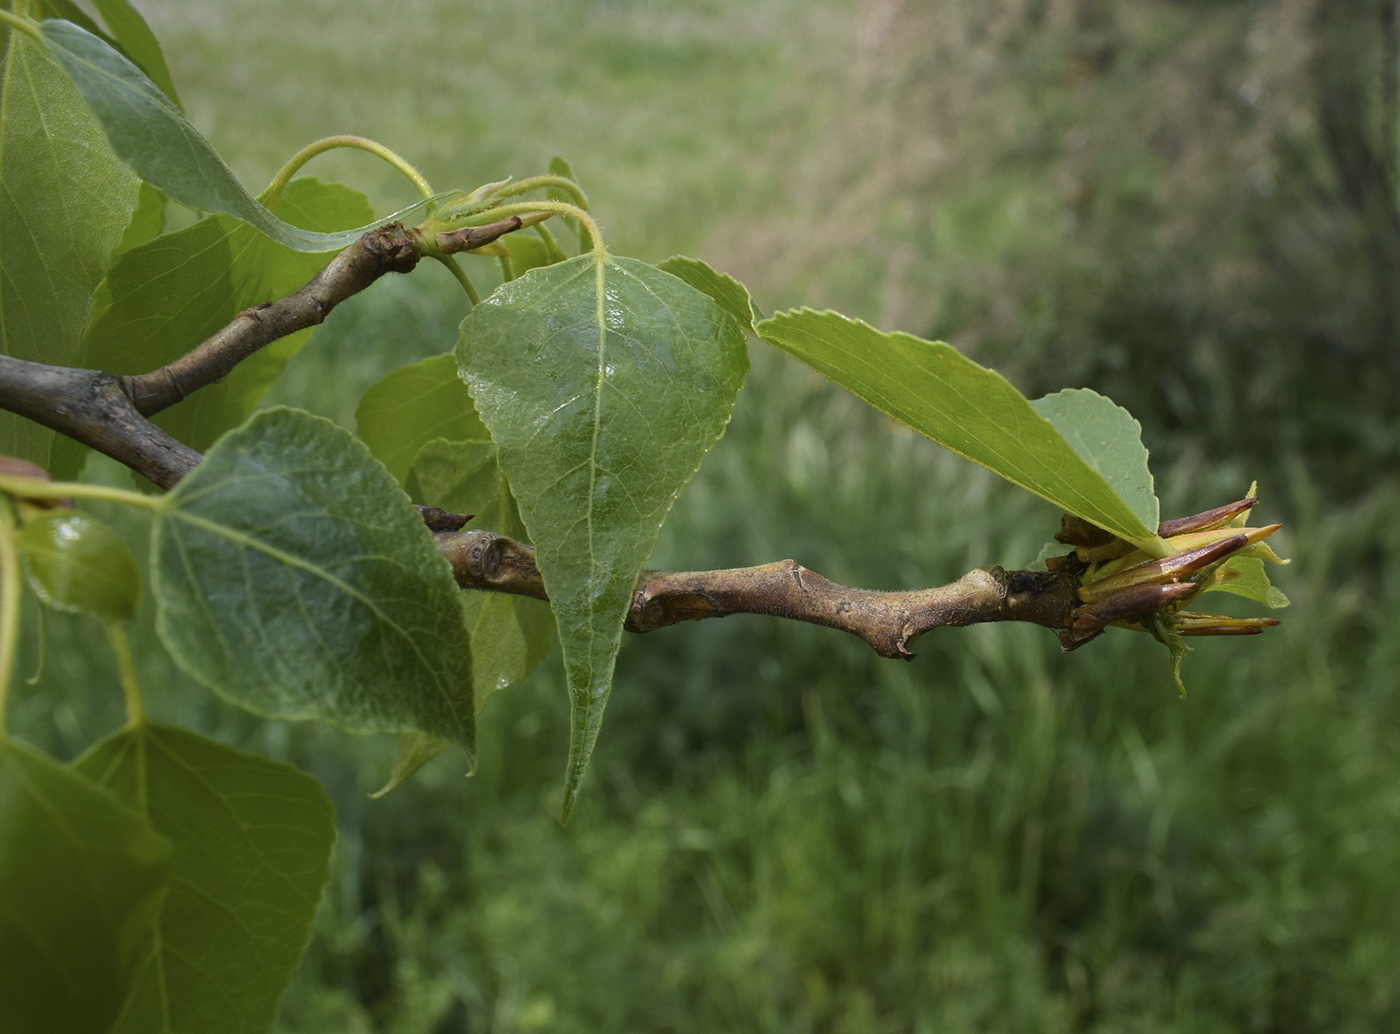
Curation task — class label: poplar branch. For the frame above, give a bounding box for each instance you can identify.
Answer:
[120,216,527,416]
[432,527,1079,658]
[0,355,200,490]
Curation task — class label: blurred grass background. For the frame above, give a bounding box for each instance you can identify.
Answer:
[11,0,1400,1029]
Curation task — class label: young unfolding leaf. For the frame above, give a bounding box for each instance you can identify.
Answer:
[756,309,1170,555]
[73,723,335,1034]
[17,510,141,622]
[34,19,441,252]
[1204,556,1290,609]
[0,739,170,1034]
[150,408,476,757]
[457,254,748,819]
[0,29,140,465]
[355,353,487,487]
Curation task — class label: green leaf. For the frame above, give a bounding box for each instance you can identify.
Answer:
[1029,387,1159,534]
[457,254,748,819]
[0,738,170,1034]
[151,407,476,757]
[73,723,335,1034]
[755,309,1169,554]
[407,438,555,711]
[34,19,441,252]
[504,234,555,278]
[354,353,486,487]
[113,181,165,256]
[0,28,140,465]
[1204,555,1290,609]
[18,509,141,621]
[657,256,763,332]
[370,731,449,798]
[73,178,374,460]
[85,0,181,106]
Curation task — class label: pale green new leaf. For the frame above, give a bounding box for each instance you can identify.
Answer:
[35,19,441,252]
[1202,555,1290,609]
[355,353,487,487]
[0,739,170,1034]
[0,29,140,464]
[151,408,476,756]
[74,723,335,1034]
[457,254,748,819]
[1030,387,1158,534]
[756,309,1169,555]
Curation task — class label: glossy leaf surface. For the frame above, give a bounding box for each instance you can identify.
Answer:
[0,738,170,1034]
[354,353,486,487]
[35,19,439,252]
[756,309,1168,554]
[151,408,476,756]
[74,723,335,1034]
[18,509,141,621]
[457,254,748,818]
[0,29,139,464]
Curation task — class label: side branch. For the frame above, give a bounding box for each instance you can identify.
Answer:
[434,528,1079,658]
[120,216,526,416]
[120,223,425,415]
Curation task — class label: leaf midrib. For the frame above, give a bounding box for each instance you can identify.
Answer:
[162,507,466,739]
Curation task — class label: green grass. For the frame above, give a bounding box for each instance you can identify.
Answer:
[11,1,1400,1030]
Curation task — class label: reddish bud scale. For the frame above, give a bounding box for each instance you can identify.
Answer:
[1079,533,1248,604]
[1156,496,1256,538]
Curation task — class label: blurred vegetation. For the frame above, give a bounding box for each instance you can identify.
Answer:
[11,0,1399,1029]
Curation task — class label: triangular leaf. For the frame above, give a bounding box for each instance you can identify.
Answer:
[755,309,1169,554]
[151,408,476,758]
[73,723,335,1034]
[457,254,748,819]
[0,28,140,464]
[0,738,170,1034]
[35,19,442,252]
